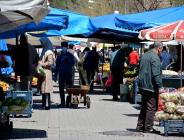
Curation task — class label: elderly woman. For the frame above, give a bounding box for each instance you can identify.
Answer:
[39,37,55,110]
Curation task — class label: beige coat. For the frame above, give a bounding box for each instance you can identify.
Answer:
[40,51,55,93]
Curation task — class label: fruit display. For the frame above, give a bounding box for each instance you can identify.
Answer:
[0,81,9,91]
[32,77,38,86]
[102,63,110,72]
[124,69,137,77]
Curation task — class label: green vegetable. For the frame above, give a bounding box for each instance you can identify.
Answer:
[3,97,13,106]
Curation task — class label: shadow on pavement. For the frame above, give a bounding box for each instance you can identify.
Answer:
[126,129,144,136]
[33,99,55,104]
[33,99,42,103]
[100,130,144,137]
[123,114,139,117]
[12,128,47,139]
[100,98,121,102]
[53,91,59,94]
[32,103,60,110]
[126,128,140,132]
[133,105,141,110]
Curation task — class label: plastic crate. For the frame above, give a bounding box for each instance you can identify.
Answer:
[160,120,184,136]
[9,91,32,117]
[12,91,32,105]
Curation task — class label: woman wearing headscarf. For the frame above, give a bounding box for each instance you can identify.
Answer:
[39,37,55,110]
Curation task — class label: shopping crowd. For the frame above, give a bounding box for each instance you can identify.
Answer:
[1,33,184,134]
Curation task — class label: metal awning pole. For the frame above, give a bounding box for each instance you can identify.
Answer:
[16,33,18,47]
[15,32,18,79]
[180,43,183,88]
[102,43,105,78]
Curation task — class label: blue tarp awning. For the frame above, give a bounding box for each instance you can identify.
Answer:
[115,5,184,31]
[30,6,184,42]
[30,8,95,37]
[0,7,68,39]
[0,40,13,75]
[84,13,139,41]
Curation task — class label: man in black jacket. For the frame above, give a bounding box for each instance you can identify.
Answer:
[83,45,99,92]
[136,41,163,133]
[110,45,131,101]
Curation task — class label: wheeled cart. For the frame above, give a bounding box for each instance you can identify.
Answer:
[66,85,91,108]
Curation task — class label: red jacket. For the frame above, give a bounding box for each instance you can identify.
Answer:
[129,51,139,65]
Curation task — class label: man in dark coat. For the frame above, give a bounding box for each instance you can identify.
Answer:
[110,45,131,101]
[55,41,75,107]
[83,45,99,91]
[136,41,163,133]
[13,34,39,90]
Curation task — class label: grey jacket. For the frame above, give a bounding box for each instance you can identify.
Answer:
[138,50,162,93]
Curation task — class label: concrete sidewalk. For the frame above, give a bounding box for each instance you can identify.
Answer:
[9,85,183,140]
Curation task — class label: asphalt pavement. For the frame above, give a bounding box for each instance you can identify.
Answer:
[8,82,183,140]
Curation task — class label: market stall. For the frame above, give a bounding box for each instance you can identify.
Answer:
[156,87,184,135]
[139,20,184,136]
[0,39,33,138]
[162,70,184,89]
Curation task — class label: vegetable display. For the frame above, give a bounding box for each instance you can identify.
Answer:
[2,97,28,113]
[156,87,184,121]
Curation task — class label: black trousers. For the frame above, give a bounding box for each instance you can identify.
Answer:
[136,90,158,131]
[86,70,95,91]
[59,72,73,105]
[111,70,123,100]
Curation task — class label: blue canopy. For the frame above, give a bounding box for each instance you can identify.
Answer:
[0,40,13,75]
[84,13,139,42]
[115,5,184,31]
[0,7,68,39]
[30,10,139,42]
[30,8,95,37]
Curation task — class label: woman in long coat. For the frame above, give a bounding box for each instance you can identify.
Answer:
[39,37,55,110]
